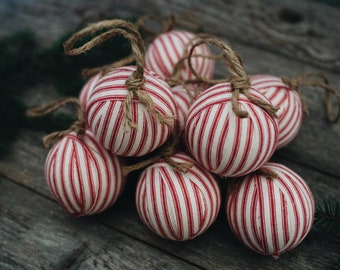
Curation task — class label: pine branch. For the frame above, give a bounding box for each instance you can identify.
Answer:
[314,199,340,237]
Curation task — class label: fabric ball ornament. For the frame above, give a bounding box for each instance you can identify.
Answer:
[136,153,221,241]
[145,30,215,81]
[79,73,101,109]
[86,66,177,156]
[44,130,126,216]
[250,75,303,149]
[185,83,278,177]
[172,85,192,132]
[226,162,315,258]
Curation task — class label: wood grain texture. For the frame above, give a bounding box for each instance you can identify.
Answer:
[1,0,339,73]
[0,129,339,269]
[0,178,202,270]
[1,0,339,176]
[1,0,340,269]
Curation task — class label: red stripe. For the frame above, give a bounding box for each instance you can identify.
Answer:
[60,139,77,214]
[71,140,83,211]
[267,179,279,253]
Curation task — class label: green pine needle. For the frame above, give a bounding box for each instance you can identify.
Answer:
[314,199,340,237]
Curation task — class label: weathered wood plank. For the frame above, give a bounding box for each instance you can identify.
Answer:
[1,0,340,176]
[0,129,339,269]
[1,0,339,73]
[0,178,202,270]
[1,1,340,269]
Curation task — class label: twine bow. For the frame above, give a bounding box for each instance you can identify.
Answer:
[187,35,279,118]
[26,97,85,147]
[64,19,174,129]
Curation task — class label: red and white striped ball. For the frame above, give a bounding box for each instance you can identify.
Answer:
[86,66,177,157]
[136,153,221,241]
[44,130,126,216]
[226,162,315,258]
[250,75,303,149]
[145,30,215,81]
[172,85,192,132]
[79,73,101,109]
[185,83,278,177]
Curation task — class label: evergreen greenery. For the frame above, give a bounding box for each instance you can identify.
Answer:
[314,199,340,238]
[0,28,131,157]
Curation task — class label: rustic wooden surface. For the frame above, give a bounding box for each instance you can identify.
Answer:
[1,0,340,269]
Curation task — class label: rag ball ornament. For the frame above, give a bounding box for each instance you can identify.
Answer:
[26,97,126,217]
[185,37,279,177]
[250,75,303,149]
[87,66,177,156]
[79,73,102,109]
[136,153,221,241]
[64,19,177,156]
[145,30,215,82]
[45,130,126,216]
[226,162,315,258]
[172,85,192,132]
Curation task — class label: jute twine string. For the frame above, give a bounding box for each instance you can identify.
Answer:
[122,134,193,176]
[165,34,225,103]
[64,19,174,129]
[187,35,279,119]
[64,19,138,77]
[167,34,225,84]
[26,98,85,148]
[282,74,340,123]
[135,13,176,44]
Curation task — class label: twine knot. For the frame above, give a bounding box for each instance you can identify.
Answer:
[231,76,251,92]
[125,68,145,95]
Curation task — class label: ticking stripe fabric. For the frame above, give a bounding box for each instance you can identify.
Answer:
[86,66,177,157]
[136,153,221,241]
[172,85,192,132]
[79,73,101,110]
[145,30,215,81]
[185,83,278,177]
[226,162,315,257]
[250,75,303,149]
[45,130,125,216]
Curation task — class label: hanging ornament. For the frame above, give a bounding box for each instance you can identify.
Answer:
[185,36,279,177]
[145,30,215,82]
[64,19,177,157]
[250,75,304,149]
[226,162,315,258]
[172,85,192,132]
[135,153,221,241]
[27,98,126,216]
